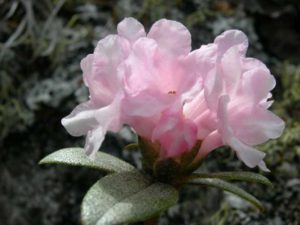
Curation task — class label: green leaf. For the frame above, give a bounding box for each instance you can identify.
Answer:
[189,178,264,211]
[81,171,178,225]
[191,171,272,186]
[39,148,135,173]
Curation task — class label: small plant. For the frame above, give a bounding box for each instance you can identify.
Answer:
[40,18,284,225]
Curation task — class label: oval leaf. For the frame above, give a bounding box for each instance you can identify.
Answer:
[191,171,272,186]
[39,148,135,173]
[81,171,178,225]
[190,178,264,211]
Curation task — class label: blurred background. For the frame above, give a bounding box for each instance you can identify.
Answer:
[0,0,300,224]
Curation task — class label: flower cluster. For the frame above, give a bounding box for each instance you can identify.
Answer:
[62,18,284,171]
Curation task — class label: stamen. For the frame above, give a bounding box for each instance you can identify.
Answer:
[168,90,176,95]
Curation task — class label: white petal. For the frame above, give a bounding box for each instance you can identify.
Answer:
[230,137,266,168]
[61,101,98,137]
[62,97,123,157]
[84,126,106,158]
[258,161,270,172]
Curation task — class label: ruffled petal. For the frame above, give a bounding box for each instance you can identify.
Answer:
[184,44,217,81]
[83,98,122,158]
[62,97,123,157]
[152,110,197,157]
[230,137,266,169]
[148,19,191,56]
[242,68,276,104]
[214,30,248,56]
[204,68,223,111]
[124,37,158,94]
[94,96,123,132]
[221,46,242,94]
[217,95,267,170]
[123,38,178,117]
[85,35,129,105]
[122,39,169,116]
[243,57,268,72]
[123,91,172,117]
[61,101,98,136]
[117,17,146,43]
[229,106,285,145]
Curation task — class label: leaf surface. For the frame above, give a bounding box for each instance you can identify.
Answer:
[190,178,264,211]
[191,171,272,186]
[39,148,135,173]
[81,171,178,225]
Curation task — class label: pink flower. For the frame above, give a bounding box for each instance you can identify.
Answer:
[121,19,202,157]
[62,18,284,171]
[184,30,285,171]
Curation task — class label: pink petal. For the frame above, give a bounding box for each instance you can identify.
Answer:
[85,35,129,106]
[81,54,94,87]
[123,38,185,117]
[117,17,146,43]
[152,110,197,158]
[194,109,218,139]
[214,30,248,56]
[124,37,158,95]
[184,90,207,121]
[148,19,191,56]
[123,90,172,117]
[125,115,159,139]
[217,95,267,169]
[122,38,172,117]
[221,46,242,94]
[197,130,223,159]
[185,44,217,78]
[204,68,223,111]
[229,106,285,145]
[242,68,276,104]
[243,57,268,72]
